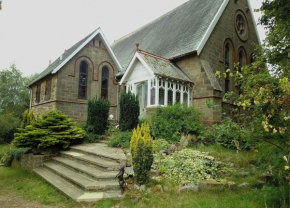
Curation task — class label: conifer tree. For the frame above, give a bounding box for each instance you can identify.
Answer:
[14,110,85,149]
[130,123,153,184]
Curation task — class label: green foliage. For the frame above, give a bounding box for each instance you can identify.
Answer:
[0,112,20,144]
[20,110,35,128]
[153,149,227,184]
[130,123,153,185]
[150,103,204,143]
[201,117,255,150]
[107,131,132,148]
[13,110,85,149]
[119,91,139,131]
[0,147,30,166]
[0,64,38,118]
[153,139,169,153]
[86,97,110,137]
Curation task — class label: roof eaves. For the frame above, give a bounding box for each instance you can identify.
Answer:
[247,0,262,45]
[196,0,229,55]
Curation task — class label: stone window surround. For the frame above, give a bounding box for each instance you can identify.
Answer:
[101,66,109,99]
[126,77,190,107]
[45,78,52,101]
[36,84,41,103]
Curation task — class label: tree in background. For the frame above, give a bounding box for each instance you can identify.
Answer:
[217,0,290,194]
[0,64,38,143]
[0,64,38,118]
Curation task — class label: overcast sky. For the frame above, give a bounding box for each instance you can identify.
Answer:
[0,0,265,77]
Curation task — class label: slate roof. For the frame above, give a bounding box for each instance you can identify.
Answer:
[112,0,224,72]
[29,30,96,86]
[138,51,193,83]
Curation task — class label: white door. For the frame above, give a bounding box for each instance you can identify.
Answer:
[137,82,148,118]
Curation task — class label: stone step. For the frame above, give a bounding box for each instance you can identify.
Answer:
[70,143,127,164]
[76,190,124,203]
[33,167,123,202]
[53,157,118,181]
[44,162,120,191]
[33,167,84,200]
[60,151,120,171]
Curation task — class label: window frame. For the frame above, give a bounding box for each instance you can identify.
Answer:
[78,61,88,99]
[36,84,41,103]
[45,78,52,101]
[101,66,109,99]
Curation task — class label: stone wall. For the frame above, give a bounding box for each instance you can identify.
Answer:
[30,34,120,120]
[11,154,51,172]
[199,0,259,115]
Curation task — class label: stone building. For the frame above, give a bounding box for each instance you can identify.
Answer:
[29,0,260,124]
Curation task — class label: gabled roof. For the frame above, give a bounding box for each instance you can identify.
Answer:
[29,28,122,86]
[120,50,193,85]
[112,0,227,72]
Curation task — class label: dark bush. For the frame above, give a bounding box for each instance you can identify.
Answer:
[0,113,20,144]
[150,103,204,143]
[86,97,110,137]
[119,91,139,131]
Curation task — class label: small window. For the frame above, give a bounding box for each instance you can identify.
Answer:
[78,61,88,99]
[159,88,165,105]
[176,91,181,103]
[183,92,188,106]
[168,90,173,105]
[45,78,52,100]
[101,67,109,99]
[36,84,41,103]
[150,88,155,105]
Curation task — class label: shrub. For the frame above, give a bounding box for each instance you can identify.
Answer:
[107,131,132,148]
[201,117,255,150]
[150,103,204,143]
[86,97,110,137]
[20,109,35,128]
[13,110,85,149]
[153,139,169,153]
[153,149,226,184]
[0,113,20,144]
[119,91,139,131]
[0,147,30,166]
[130,123,153,185]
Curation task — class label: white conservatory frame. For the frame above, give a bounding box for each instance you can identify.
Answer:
[119,52,191,108]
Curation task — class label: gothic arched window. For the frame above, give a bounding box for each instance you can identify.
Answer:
[101,66,109,99]
[225,44,230,93]
[78,61,88,99]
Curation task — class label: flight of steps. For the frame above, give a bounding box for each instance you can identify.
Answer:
[33,142,127,202]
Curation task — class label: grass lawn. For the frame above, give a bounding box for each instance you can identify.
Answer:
[0,144,283,208]
[0,144,11,159]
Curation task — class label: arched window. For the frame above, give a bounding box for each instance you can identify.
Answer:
[150,78,156,105]
[167,82,173,105]
[101,66,109,99]
[78,61,88,99]
[250,53,255,65]
[158,79,165,105]
[176,83,181,103]
[183,85,189,106]
[238,48,246,95]
[225,44,230,93]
